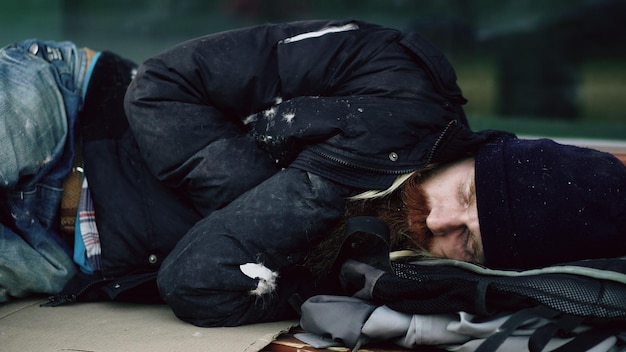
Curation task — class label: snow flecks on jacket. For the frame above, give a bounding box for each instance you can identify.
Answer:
[282,111,295,124]
[264,106,277,119]
[242,113,257,125]
[239,262,279,296]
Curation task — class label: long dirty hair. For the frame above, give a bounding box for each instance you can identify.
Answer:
[304,170,435,277]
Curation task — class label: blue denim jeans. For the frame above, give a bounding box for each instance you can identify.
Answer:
[0,39,88,301]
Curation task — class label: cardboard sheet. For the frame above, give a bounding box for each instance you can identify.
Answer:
[0,298,296,352]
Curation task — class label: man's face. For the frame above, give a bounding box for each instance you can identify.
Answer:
[420,158,484,263]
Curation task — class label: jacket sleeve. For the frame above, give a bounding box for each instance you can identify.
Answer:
[123,25,282,187]
[157,169,352,326]
[123,20,365,180]
[123,20,376,210]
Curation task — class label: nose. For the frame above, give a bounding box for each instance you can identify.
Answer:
[426,206,465,237]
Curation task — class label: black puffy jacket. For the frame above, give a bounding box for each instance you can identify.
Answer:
[71,20,494,325]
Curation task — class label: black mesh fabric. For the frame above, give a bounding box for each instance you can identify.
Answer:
[371,259,626,323]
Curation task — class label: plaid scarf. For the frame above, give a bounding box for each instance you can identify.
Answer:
[73,50,103,273]
[74,176,101,273]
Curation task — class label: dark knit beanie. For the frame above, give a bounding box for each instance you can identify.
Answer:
[475,136,626,269]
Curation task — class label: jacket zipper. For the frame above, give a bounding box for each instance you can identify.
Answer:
[309,146,418,176]
[42,276,112,307]
[425,120,457,165]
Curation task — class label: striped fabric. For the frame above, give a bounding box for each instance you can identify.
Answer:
[73,176,101,273]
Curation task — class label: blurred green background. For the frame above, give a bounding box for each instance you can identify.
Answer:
[2,0,625,141]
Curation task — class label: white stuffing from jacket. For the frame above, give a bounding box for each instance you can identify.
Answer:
[240,262,279,296]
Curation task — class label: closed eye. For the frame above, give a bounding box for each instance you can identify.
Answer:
[468,174,476,207]
[457,178,471,208]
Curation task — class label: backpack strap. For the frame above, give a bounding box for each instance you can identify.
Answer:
[477,306,624,352]
[332,216,392,274]
[475,305,561,352]
[551,326,624,352]
[326,216,393,299]
[528,314,584,351]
